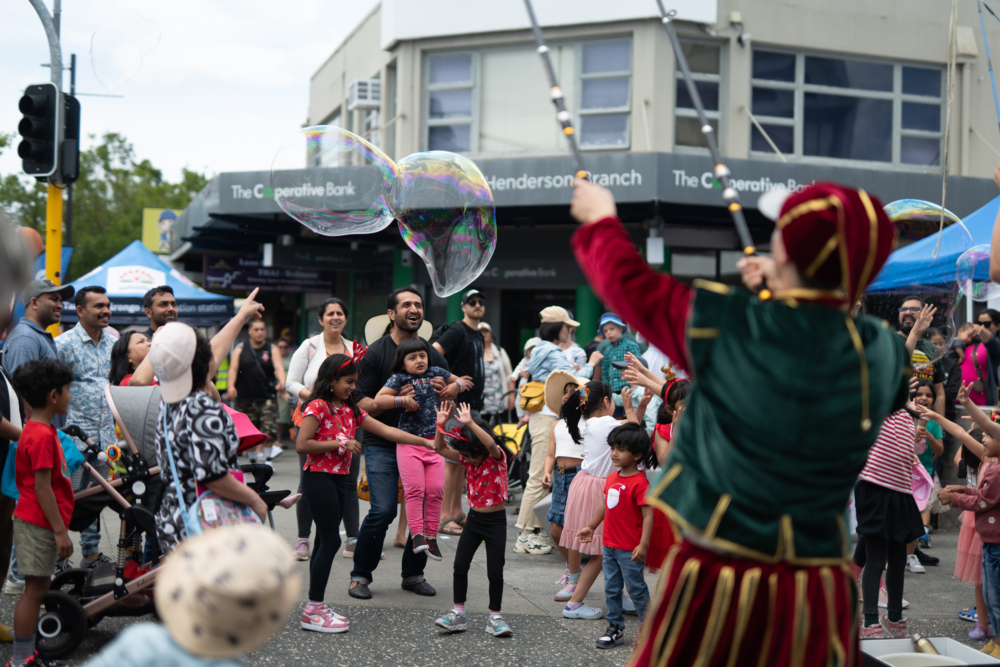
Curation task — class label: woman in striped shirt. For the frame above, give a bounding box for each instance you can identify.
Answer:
[854,404,926,639]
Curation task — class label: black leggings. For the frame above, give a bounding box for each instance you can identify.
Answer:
[453,509,506,612]
[296,445,360,541]
[854,534,907,616]
[302,470,347,602]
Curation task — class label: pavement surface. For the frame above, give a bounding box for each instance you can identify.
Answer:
[0,449,990,666]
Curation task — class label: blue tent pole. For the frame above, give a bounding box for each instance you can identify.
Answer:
[980,0,1000,137]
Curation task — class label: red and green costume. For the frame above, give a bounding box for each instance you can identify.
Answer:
[571,183,908,667]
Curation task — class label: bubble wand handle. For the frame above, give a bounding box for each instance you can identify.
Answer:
[979,0,1000,137]
[522,0,588,180]
[655,1,756,259]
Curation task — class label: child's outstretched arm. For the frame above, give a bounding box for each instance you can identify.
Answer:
[958,381,1000,442]
[943,465,1000,511]
[578,502,606,543]
[621,386,653,425]
[432,401,461,462]
[915,404,985,460]
[360,418,433,449]
[455,403,503,460]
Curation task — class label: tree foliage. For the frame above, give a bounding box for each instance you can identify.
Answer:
[0,132,209,278]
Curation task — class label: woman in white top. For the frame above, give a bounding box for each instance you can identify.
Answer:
[284,297,362,561]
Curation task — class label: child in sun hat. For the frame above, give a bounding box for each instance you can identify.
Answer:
[81,524,300,666]
[596,314,642,419]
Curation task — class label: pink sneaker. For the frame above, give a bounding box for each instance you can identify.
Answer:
[301,603,349,633]
[877,585,909,610]
[859,623,885,639]
[554,580,578,601]
[293,539,309,561]
[880,615,909,639]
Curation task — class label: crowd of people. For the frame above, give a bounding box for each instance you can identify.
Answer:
[6,172,1000,665]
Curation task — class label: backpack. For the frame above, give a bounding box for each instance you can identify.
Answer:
[429,322,457,346]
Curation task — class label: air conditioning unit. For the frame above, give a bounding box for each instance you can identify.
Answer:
[348,79,381,110]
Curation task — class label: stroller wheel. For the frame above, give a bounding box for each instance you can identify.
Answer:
[50,568,89,597]
[35,590,87,659]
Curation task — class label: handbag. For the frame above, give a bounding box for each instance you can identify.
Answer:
[518,381,545,413]
[972,342,987,393]
[161,411,260,538]
[356,459,404,503]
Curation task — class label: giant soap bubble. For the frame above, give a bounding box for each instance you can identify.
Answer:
[271,126,398,236]
[393,151,496,297]
[90,13,161,92]
[863,199,973,365]
[957,244,1000,302]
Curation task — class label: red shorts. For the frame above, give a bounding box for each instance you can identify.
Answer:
[629,540,858,667]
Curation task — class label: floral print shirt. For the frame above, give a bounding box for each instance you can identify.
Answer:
[301,399,366,475]
[56,323,115,446]
[482,356,504,415]
[460,451,508,509]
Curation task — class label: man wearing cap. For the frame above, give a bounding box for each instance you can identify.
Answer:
[570,179,908,665]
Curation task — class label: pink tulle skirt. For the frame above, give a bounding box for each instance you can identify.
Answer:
[955,511,984,586]
[559,471,606,556]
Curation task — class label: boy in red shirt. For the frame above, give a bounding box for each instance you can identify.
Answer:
[579,422,655,650]
[9,359,75,667]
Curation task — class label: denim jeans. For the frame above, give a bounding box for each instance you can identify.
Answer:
[603,546,650,628]
[982,542,1000,634]
[351,445,427,585]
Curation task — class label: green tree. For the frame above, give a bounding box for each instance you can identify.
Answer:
[0,132,209,278]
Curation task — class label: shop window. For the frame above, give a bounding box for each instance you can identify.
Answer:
[579,40,631,149]
[674,40,723,151]
[751,51,943,167]
[425,52,475,152]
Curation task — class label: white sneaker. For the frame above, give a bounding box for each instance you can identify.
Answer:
[3,574,24,595]
[513,532,553,555]
[906,554,926,574]
[267,446,283,461]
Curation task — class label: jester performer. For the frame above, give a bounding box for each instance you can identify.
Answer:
[569,178,909,666]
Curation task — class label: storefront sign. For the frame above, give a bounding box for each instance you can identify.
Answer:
[203,256,334,292]
[462,258,586,287]
[270,245,382,271]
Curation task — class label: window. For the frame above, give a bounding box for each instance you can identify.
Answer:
[674,41,723,150]
[579,40,631,149]
[750,51,943,166]
[426,52,475,152]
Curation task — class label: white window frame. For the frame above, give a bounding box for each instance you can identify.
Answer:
[423,51,480,153]
[749,50,944,169]
[577,38,633,151]
[673,38,725,154]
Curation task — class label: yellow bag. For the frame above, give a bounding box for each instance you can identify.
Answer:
[357,459,369,501]
[519,381,545,413]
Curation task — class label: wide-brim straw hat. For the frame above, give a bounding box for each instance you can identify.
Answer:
[364,315,433,346]
[155,525,300,659]
[544,370,590,415]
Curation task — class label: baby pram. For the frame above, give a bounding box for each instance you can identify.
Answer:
[36,385,290,659]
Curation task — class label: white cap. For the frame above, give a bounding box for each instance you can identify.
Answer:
[757,186,793,221]
[148,322,196,404]
[523,337,541,352]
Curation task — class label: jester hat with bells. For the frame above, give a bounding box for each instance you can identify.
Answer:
[758,182,898,430]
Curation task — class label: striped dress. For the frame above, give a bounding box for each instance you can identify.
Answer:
[858,409,915,494]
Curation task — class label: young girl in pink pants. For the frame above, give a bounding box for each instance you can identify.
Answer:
[376,338,464,561]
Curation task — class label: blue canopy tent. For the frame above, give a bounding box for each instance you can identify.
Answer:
[868,195,1000,291]
[60,240,233,326]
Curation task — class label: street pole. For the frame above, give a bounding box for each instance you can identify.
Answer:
[66,53,74,249]
[27,0,64,335]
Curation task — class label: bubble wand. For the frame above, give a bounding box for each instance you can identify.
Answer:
[654,2,761,266]
[979,0,1000,137]
[522,0,588,180]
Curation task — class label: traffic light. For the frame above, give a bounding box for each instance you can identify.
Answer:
[62,94,80,184]
[17,83,60,178]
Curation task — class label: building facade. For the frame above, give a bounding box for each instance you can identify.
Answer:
[174,0,1000,355]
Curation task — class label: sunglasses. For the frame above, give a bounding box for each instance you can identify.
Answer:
[466,299,485,307]
[899,306,922,313]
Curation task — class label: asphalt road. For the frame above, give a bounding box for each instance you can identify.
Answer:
[0,451,990,666]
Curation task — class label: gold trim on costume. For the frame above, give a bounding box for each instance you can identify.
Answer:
[705,494,732,539]
[629,545,682,667]
[769,288,846,302]
[781,515,796,559]
[841,562,858,667]
[791,570,811,667]
[805,234,839,278]
[855,190,879,303]
[694,566,735,667]
[657,560,702,667]
[820,567,847,667]
[726,568,762,667]
[843,315,871,431]
[687,327,720,339]
[756,573,779,667]
[692,279,732,295]
[776,196,838,229]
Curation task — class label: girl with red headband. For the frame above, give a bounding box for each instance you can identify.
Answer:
[296,353,434,634]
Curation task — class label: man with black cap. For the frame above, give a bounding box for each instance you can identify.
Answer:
[570,179,908,664]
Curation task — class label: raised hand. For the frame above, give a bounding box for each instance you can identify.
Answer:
[435,401,455,425]
[913,304,937,338]
[957,381,972,404]
[238,287,265,320]
[455,403,473,425]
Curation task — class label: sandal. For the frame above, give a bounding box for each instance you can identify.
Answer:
[456,513,467,526]
[970,620,991,641]
[440,518,463,535]
[959,607,979,623]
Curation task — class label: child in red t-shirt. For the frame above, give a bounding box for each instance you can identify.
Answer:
[579,422,655,650]
[431,402,513,639]
[9,359,76,667]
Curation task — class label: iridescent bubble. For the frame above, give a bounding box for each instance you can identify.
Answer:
[393,151,496,297]
[957,245,1000,302]
[90,13,161,92]
[270,126,398,237]
[865,215,974,364]
[883,198,962,244]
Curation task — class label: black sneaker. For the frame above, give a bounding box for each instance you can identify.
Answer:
[426,538,443,561]
[595,623,625,649]
[84,553,113,569]
[914,546,939,566]
[412,535,429,553]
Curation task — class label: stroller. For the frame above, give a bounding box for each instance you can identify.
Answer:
[36,385,291,659]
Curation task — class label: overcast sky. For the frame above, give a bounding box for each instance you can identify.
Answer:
[0,0,380,183]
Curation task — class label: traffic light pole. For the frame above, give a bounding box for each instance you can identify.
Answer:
[27,0,64,335]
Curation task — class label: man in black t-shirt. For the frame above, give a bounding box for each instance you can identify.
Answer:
[226,319,286,463]
[433,289,486,411]
[350,287,459,600]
